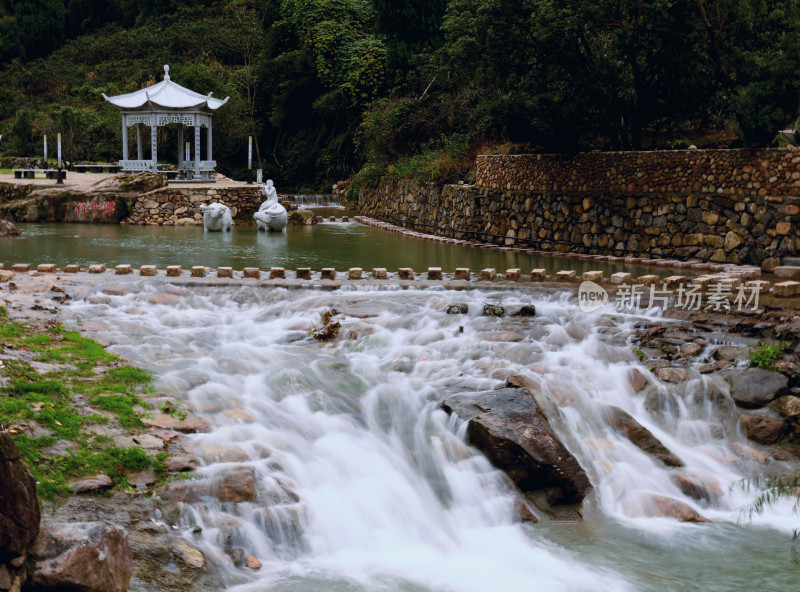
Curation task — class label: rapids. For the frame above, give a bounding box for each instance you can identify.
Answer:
[63,283,799,591]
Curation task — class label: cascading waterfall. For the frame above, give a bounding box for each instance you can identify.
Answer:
[63,283,799,591]
[283,194,343,207]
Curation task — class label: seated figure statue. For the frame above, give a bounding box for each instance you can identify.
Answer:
[254,179,288,231]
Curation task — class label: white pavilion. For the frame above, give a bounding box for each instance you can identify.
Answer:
[102,65,229,182]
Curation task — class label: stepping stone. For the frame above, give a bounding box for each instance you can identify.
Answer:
[774,266,800,280]
[37,264,57,273]
[664,276,687,289]
[63,264,81,273]
[636,275,659,286]
[348,267,362,280]
[217,267,233,278]
[115,264,133,275]
[191,266,206,277]
[296,268,311,280]
[11,264,30,272]
[505,268,521,281]
[480,268,496,281]
[139,265,156,276]
[269,267,285,279]
[321,268,336,280]
[530,269,547,281]
[556,270,576,282]
[398,268,415,280]
[372,268,387,279]
[243,267,259,279]
[582,270,603,282]
[454,268,470,280]
[774,281,800,298]
[166,265,182,277]
[427,267,443,280]
[610,272,631,284]
[88,264,106,274]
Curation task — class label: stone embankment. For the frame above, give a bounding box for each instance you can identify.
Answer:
[0,172,327,227]
[358,148,800,268]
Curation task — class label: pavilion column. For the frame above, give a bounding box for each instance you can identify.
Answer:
[206,119,212,162]
[121,115,129,161]
[178,125,184,170]
[136,124,143,160]
[150,118,158,173]
[194,117,201,177]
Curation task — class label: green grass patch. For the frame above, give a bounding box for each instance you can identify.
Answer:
[7,379,69,400]
[91,394,144,429]
[0,313,165,500]
[748,341,789,369]
[105,365,149,385]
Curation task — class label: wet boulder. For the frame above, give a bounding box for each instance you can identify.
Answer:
[28,522,132,592]
[604,406,684,468]
[0,431,40,561]
[722,368,788,409]
[647,495,710,523]
[738,413,784,445]
[673,472,723,503]
[161,466,258,503]
[442,387,591,505]
[0,220,20,237]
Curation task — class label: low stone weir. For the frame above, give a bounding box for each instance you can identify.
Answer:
[1,260,793,301]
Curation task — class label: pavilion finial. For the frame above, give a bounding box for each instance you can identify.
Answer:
[164,64,170,81]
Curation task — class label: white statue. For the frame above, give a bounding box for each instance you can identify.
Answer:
[199,202,232,232]
[255,179,288,231]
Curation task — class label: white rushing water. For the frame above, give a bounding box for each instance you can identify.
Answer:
[64,284,799,591]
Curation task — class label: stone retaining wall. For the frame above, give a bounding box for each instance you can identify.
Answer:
[359,149,800,267]
[123,186,263,226]
[476,148,800,197]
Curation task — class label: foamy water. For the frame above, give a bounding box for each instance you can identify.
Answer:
[63,283,799,591]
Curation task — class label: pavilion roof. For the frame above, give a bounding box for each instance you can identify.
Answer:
[102,65,229,111]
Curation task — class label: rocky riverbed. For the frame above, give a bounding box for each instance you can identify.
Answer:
[1,269,799,591]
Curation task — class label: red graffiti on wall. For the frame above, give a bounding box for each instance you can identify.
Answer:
[74,200,115,217]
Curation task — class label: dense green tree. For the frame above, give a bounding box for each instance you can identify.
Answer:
[13,0,66,59]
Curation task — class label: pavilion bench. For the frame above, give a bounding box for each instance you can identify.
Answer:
[12,169,67,180]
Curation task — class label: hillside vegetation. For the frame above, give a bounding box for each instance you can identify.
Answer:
[0,0,798,190]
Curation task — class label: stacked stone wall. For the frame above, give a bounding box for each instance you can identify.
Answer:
[475,148,800,197]
[122,186,263,226]
[359,149,800,266]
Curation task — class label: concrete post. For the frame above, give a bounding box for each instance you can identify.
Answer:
[122,116,129,161]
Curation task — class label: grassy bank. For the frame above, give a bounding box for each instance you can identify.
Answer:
[0,306,171,500]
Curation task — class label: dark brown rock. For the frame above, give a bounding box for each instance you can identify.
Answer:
[69,474,113,494]
[771,395,800,418]
[163,454,198,473]
[0,220,20,237]
[628,369,649,392]
[673,472,723,503]
[739,414,784,444]
[722,368,788,409]
[142,414,210,433]
[28,522,132,592]
[0,431,40,561]
[604,406,683,467]
[649,495,710,523]
[442,387,591,505]
[161,466,257,504]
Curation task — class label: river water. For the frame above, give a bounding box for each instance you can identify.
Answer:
[3,222,666,277]
[61,281,798,592]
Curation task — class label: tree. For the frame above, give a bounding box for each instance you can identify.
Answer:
[13,0,65,59]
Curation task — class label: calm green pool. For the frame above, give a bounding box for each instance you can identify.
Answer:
[2,222,666,275]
